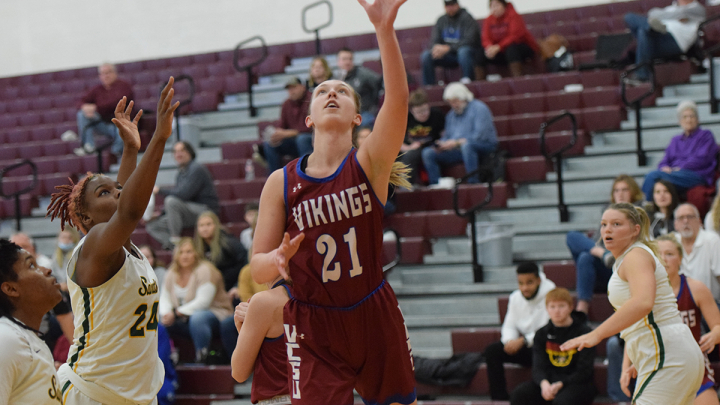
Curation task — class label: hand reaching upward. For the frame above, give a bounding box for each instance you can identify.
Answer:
[155,77,181,143]
[111,97,142,151]
[357,0,407,28]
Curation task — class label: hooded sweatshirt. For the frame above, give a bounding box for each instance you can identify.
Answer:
[431,8,482,51]
[482,2,539,53]
[501,273,556,346]
[532,311,595,386]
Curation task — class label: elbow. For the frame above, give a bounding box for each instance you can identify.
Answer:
[231,368,250,383]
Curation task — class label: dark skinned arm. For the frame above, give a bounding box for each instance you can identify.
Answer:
[114,98,143,186]
[75,79,180,288]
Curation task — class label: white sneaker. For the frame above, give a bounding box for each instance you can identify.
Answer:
[459,77,472,84]
[83,143,96,153]
[61,130,78,142]
[73,147,87,156]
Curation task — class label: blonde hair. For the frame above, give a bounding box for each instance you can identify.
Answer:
[168,237,202,274]
[711,194,720,233]
[607,202,661,259]
[656,234,683,260]
[308,56,332,88]
[546,287,573,307]
[611,174,644,204]
[193,211,227,264]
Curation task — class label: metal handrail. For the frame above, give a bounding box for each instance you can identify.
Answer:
[539,111,578,223]
[301,0,334,55]
[159,75,195,142]
[233,36,269,117]
[0,160,38,231]
[620,62,656,167]
[699,14,720,113]
[451,167,495,283]
[382,228,402,274]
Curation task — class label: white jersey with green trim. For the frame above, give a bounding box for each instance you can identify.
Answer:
[0,317,63,404]
[608,242,682,339]
[64,237,164,403]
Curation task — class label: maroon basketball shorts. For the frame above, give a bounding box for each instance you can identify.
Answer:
[283,281,416,405]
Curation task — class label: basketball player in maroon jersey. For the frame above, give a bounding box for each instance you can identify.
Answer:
[231,278,292,404]
[654,235,720,405]
[249,0,416,404]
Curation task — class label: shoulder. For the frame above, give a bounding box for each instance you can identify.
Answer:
[247,288,286,318]
[508,289,523,305]
[687,276,710,295]
[0,320,28,359]
[620,247,656,273]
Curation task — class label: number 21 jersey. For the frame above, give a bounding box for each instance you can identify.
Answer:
[284,149,385,307]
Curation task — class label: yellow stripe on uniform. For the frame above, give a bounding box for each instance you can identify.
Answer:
[62,384,74,404]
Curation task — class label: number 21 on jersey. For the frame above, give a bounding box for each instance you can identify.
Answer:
[317,227,362,283]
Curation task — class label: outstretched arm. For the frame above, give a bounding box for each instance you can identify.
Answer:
[78,79,180,288]
[356,0,409,202]
[113,98,143,186]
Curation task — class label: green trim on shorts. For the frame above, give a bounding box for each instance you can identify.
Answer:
[61,380,71,396]
[632,311,665,403]
[68,287,91,369]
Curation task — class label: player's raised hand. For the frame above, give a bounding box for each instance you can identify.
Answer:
[155,77,181,142]
[111,97,142,151]
[357,0,407,28]
[273,232,305,280]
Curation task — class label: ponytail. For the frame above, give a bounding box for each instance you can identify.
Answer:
[46,172,97,233]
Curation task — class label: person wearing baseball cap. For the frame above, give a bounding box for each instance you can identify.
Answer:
[421,0,481,85]
[262,77,313,172]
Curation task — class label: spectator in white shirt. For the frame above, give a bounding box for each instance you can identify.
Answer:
[483,262,556,400]
[674,203,720,300]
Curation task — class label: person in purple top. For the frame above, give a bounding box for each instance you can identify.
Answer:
[641,100,719,201]
[73,63,134,158]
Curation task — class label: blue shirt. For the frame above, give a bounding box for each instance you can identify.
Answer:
[443,99,498,146]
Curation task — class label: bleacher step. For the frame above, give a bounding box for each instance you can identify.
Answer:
[482,205,604,224]
[622,102,720,129]
[397,263,517,285]
[403,313,498,328]
[397,296,498,318]
[588,123,720,154]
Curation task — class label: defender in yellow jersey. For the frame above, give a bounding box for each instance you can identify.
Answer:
[47,79,179,405]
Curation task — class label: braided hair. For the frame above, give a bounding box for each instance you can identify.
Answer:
[0,239,43,336]
[46,172,98,234]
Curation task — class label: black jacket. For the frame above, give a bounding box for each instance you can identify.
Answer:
[532,311,595,386]
[202,232,248,291]
[430,8,482,51]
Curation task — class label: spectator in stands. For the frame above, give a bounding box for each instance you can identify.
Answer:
[336,47,382,126]
[73,63,134,158]
[139,244,167,292]
[605,335,631,403]
[401,89,445,185]
[674,203,720,300]
[262,77,313,173]
[50,228,80,292]
[483,262,556,401]
[421,0,481,85]
[646,179,679,238]
[641,101,718,201]
[147,141,220,249]
[307,56,334,91]
[510,288,596,405]
[478,0,539,78]
[421,82,497,185]
[193,211,248,301]
[657,235,720,405]
[705,193,720,235]
[239,203,258,252]
[159,238,234,363]
[566,174,644,314]
[624,0,706,82]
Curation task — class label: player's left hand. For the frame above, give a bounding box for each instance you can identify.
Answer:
[699,331,718,353]
[560,331,600,352]
[234,302,249,331]
[357,0,407,28]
